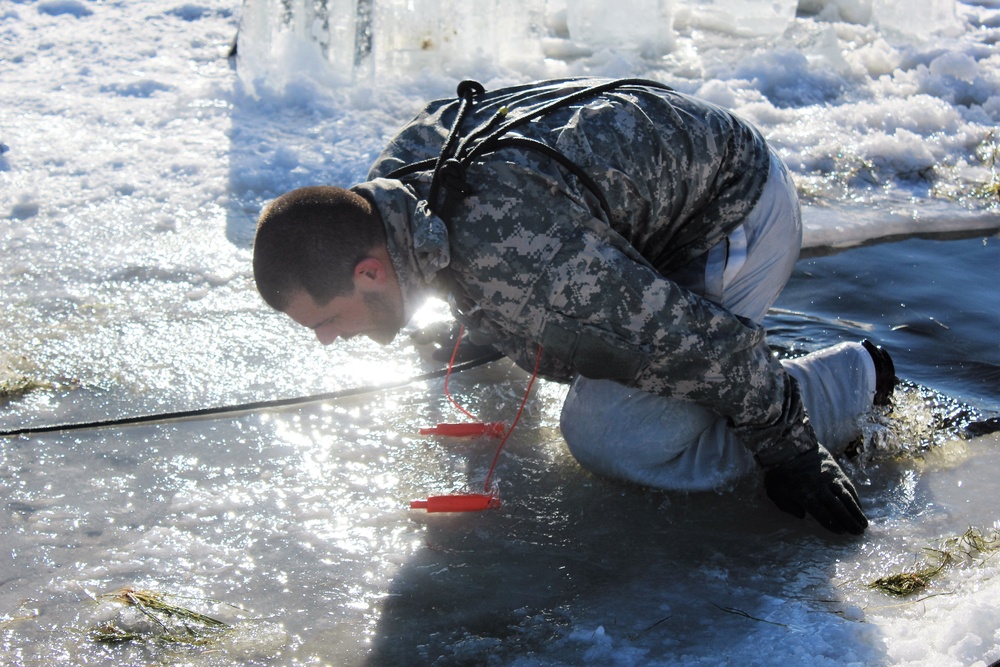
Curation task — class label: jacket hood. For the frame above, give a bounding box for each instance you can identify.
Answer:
[351,178,450,323]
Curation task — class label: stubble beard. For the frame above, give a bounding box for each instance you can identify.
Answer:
[362,290,403,345]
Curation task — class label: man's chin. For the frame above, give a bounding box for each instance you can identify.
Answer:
[366,329,400,346]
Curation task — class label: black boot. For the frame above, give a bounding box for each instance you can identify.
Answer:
[862,339,897,406]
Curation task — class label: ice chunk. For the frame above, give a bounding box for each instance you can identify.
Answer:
[929,51,980,84]
[237,0,362,90]
[565,0,673,54]
[801,0,961,35]
[795,0,873,24]
[238,0,547,86]
[678,0,798,36]
[373,0,545,77]
[872,0,960,37]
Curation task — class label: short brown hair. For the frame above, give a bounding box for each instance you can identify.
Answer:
[252,186,386,311]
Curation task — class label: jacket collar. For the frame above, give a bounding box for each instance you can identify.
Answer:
[351,178,450,323]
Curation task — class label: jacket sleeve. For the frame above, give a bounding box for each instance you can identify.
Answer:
[530,225,788,429]
[518,223,819,466]
[447,160,789,432]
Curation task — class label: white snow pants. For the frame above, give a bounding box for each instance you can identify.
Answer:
[559,151,878,491]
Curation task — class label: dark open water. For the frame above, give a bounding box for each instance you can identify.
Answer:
[774,233,999,413]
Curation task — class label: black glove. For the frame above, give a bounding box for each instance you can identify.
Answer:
[763,444,868,535]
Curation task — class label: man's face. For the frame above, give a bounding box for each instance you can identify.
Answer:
[284,288,402,346]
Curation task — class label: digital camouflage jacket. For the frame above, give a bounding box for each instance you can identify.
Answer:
[352,78,812,460]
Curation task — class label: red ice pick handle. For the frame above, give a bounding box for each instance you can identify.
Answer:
[409,493,501,513]
[411,328,543,514]
[418,422,506,437]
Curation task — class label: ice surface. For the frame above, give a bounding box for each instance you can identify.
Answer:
[2,0,1000,665]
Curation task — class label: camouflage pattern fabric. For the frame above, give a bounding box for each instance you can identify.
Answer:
[352,78,808,457]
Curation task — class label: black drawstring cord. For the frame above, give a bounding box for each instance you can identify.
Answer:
[461,78,673,166]
[487,136,615,223]
[385,157,435,181]
[438,78,673,220]
[426,79,485,214]
[387,77,676,222]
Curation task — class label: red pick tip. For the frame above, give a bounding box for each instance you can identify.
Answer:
[409,493,500,512]
[484,421,507,438]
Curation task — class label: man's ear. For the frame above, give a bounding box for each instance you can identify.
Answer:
[354,257,387,285]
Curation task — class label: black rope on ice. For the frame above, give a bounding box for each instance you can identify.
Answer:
[0,352,504,439]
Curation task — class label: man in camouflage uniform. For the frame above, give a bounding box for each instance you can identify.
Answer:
[253,78,891,535]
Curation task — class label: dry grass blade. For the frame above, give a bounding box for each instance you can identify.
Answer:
[104,588,228,628]
[89,622,144,644]
[0,374,50,400]
[711,603,789,628]
[947,527,1000,558]
[869,565,943,596]
[869,526,1000,597]
[91,587,231,646]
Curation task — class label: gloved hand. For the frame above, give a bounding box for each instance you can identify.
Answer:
[763,444,868,535]
[733,366,869,535]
